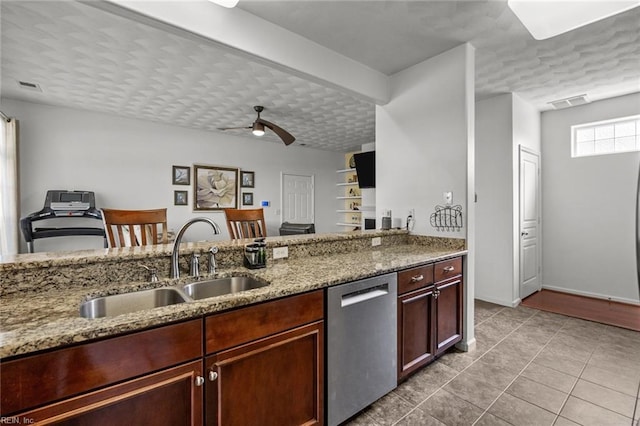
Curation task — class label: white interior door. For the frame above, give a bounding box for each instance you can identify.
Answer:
[519,147,541,299]
[281,173,314,224]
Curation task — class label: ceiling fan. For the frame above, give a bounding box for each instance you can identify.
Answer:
[218,106,296,146]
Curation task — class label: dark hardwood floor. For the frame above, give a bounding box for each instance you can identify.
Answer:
[522,289,640,332]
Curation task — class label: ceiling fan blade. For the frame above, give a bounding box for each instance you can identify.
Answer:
[257,118,296,146]
[218,126,251,131]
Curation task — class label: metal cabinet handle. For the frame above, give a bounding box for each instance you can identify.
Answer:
[208,370,218,382]
[410,274,424,283]
[433,289,440,299]
[443,266,455,272]
[195,376,205,387]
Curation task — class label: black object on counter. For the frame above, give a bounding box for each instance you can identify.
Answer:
[243,239,266,269]
[279,222,315,236]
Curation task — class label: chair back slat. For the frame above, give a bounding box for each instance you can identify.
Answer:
[224,208,266,239]
[101,208,168,248]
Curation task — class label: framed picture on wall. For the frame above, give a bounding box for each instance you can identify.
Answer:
[240,171,255,188]
[172,166,190,185]
[193,164,238,210]
[174,190,188,206]
[242,192,254,206]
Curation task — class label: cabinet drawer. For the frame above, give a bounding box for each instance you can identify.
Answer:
[1,319,202,415]
[398,264,434,295]
[205,290,324,354]
[434,257,462,282]
[18,360,203,425]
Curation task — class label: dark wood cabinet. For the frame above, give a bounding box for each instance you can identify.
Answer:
[398,285,435,380]
[204,290,324,426]
[435,276,463,354]
[1,291,324,426]
[434,257,463,355]
[205,322,323,426]
[18,360,203,426]
[397,256,464,381]
[1,319,203,416]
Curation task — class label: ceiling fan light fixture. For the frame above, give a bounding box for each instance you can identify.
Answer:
[206,0,239,8]
[507,0,640,40]
[252,121,265,136]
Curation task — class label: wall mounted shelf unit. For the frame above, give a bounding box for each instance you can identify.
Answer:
[336,154,361,229]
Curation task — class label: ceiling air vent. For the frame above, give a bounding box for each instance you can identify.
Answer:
[17,80,42,92]
[549,94,589,110]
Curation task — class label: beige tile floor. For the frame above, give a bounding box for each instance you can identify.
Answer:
[346,300,640,426]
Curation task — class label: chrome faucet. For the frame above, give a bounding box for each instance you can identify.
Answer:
[170,217,221,279]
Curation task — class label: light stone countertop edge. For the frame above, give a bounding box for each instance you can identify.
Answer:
[0,244,467,359]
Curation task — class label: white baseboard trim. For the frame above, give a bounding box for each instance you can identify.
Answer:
[456,337,476,353]
[475,295,515,308]
[541,285,640,306]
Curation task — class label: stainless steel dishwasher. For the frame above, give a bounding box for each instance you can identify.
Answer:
[326,272,398,426]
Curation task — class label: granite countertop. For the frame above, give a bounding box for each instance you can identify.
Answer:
[0,243,466,359]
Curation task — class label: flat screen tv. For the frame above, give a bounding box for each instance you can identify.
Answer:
[353,151,375,189]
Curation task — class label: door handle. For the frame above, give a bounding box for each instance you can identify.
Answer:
[208,370,218,382]
[341,284,389,307]
[410,274,424,283]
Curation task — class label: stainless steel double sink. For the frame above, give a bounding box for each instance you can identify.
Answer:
[80,276,268,319]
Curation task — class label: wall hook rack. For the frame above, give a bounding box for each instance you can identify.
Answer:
[430,205,463,232]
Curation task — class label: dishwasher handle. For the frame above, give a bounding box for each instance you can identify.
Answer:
[341,283,389,307]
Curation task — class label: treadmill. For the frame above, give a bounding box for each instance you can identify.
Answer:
[20,190,106,253]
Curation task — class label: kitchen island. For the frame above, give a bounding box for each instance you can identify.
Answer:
[0,230,465,358]
[0,230,467,424]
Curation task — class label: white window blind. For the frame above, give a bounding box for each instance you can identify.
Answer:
[572,114,640,157]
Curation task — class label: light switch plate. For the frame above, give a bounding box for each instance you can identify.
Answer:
[273,246,288,259]
[371,237,381,247]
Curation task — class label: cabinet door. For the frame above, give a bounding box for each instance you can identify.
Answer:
[1,319,202,415]
[17,360,203,426]
[398,286,435,381]
[205,321,323,426]
[435,277,463,355]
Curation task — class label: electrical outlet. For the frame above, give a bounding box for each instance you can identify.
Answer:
[371,237,381,247]
[273,246,288,259]
[443,191,453,206]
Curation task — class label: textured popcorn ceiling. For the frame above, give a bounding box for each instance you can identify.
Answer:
[240,0,640,108]
[0,1,375,151]
[1,1,639,152]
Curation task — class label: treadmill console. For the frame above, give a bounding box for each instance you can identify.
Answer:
[47,190,94,212]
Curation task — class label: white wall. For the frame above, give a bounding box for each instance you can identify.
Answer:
[513,94,541,153]
[375,43,475,350]
[542,92,640,303]
[376,44,471,238]
[3,99,343,253]
[475,93,540,306]
[475,94,515,305]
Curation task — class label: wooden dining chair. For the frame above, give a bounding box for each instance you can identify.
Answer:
[101,208,168,248]
[224,208,267,239]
